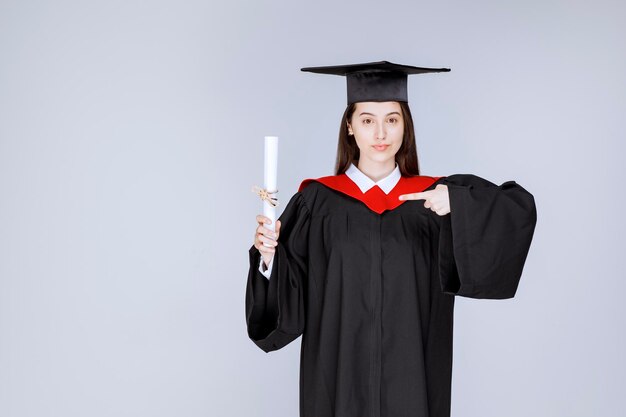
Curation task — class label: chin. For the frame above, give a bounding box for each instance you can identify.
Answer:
[368,154,395,164]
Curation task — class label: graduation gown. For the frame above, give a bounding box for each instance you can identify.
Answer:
[245,172,537,417]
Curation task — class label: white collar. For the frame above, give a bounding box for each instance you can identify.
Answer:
[345,162,401,195]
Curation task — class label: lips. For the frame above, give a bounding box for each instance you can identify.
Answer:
[373,145,389,151]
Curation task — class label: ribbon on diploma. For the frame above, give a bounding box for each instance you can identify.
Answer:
[252,185,279,207]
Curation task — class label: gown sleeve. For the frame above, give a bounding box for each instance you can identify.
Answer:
[437,174,537,299]
[258,255,273,279]
[245,192,311,352]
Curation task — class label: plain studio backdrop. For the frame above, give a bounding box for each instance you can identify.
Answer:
[0,1,624,416]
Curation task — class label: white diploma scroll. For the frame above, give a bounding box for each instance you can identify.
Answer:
[263,136,278,247]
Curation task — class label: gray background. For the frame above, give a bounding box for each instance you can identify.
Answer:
[1,0,624,416]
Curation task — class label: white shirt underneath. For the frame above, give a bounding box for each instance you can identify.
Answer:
[259,162,401,278]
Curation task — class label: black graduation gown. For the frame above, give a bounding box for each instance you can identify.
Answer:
[245,173,537,417]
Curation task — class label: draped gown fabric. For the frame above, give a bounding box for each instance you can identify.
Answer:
[245,173,537,417]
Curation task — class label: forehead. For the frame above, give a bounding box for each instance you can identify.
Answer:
[354,101,402,115]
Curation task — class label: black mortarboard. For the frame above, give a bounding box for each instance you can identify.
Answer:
[300,60,450,105]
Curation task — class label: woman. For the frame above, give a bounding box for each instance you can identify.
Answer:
[245,61,537,417]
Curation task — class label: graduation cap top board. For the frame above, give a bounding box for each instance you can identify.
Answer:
[300,60,450,105]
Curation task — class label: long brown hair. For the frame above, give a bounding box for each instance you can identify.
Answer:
[334,101,421,176]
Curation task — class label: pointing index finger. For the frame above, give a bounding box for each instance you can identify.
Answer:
[398,192,426,201]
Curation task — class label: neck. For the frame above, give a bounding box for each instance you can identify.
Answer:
[356,159,396,182]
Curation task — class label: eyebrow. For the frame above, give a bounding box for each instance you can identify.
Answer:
[359,111,402,117]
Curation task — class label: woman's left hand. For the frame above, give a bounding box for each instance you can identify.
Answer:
[398,184,450,216]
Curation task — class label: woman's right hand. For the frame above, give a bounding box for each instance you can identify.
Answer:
[254,215,281,268]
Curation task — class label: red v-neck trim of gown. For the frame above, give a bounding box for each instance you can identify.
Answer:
[298,173,445,214]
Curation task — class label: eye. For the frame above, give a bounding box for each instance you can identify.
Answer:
[388,117,398,124]
[362,118,373,125]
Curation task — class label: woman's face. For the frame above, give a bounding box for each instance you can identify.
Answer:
[347,101,404,166]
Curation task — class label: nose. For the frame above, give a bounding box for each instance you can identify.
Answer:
[376,123,386,141]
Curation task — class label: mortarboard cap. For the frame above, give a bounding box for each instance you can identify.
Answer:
[301,60,450,105]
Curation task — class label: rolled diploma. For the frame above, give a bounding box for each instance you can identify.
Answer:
[263,136,278,247]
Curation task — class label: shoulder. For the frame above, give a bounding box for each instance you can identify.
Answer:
[298,174,345,193]
[400,174,447,191]
[403,174,446,182]
[437,173,498,187]
[294,174,353,212]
